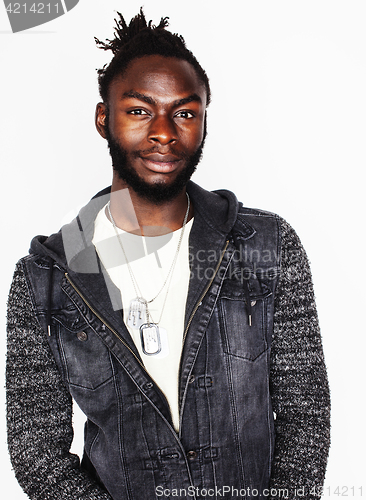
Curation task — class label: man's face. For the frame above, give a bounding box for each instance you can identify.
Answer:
[96,55,207,203]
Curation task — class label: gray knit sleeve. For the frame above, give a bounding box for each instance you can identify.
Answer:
[269,219,330,499]
[6,261,113,500]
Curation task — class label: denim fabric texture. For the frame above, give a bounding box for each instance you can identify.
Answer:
[7,181,330,500]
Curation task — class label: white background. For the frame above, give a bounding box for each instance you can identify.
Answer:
[1,1,365,498]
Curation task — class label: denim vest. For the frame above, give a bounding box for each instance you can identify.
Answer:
[24,182,280,500]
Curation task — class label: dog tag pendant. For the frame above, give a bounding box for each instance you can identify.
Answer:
[140,323,161,355]
[127,298,147,329]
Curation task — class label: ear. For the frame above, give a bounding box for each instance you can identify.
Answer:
[95,102,108,139]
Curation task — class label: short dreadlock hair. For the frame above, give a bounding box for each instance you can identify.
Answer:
[95,8,211,105]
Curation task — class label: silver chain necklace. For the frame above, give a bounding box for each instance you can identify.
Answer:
[107,193,190,355]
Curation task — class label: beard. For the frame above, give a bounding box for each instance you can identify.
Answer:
[104,118,206,204]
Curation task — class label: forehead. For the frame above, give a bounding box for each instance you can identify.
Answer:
[109,55,207,106]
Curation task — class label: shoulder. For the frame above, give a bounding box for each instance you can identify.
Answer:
[238,204,278,219]
[237,206,303,247]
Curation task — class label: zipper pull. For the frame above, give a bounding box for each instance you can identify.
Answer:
[248,300,256,327]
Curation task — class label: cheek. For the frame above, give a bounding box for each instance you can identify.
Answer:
[181,124,205,151]
[111,118,145,147]
[190,113,206,146]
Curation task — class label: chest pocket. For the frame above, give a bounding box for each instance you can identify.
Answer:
[218,277,271,361]
[54,305,114,390]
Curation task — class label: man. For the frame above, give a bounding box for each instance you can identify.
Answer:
[6,9,330,500]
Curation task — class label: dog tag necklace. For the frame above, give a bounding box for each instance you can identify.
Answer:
[107,193,190,355]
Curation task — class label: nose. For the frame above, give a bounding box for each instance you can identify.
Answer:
[148,114,178,145]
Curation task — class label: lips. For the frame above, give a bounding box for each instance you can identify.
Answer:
[140,153,182,173]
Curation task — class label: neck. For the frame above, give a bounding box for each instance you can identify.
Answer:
[109,175,193,236]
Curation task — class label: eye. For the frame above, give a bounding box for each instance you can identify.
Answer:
[175,110,195,119]
[128,109,149,116]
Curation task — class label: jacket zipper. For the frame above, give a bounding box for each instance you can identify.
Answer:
[65,275,194,473]
[182,240,230,345]
[178,240,230,436]
[65,273,147,372]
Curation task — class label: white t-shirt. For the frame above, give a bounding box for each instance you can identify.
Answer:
[92,205,192,431]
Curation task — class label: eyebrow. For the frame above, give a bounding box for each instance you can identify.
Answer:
[173,94,202,107]
[121,91,202,107]
[122,91,155,105]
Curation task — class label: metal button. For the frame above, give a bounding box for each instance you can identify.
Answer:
[188,375,195,384]
[187,450,197,460]
[77,331,88,341]
[145,382,153,389]
[251,300,257,306]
